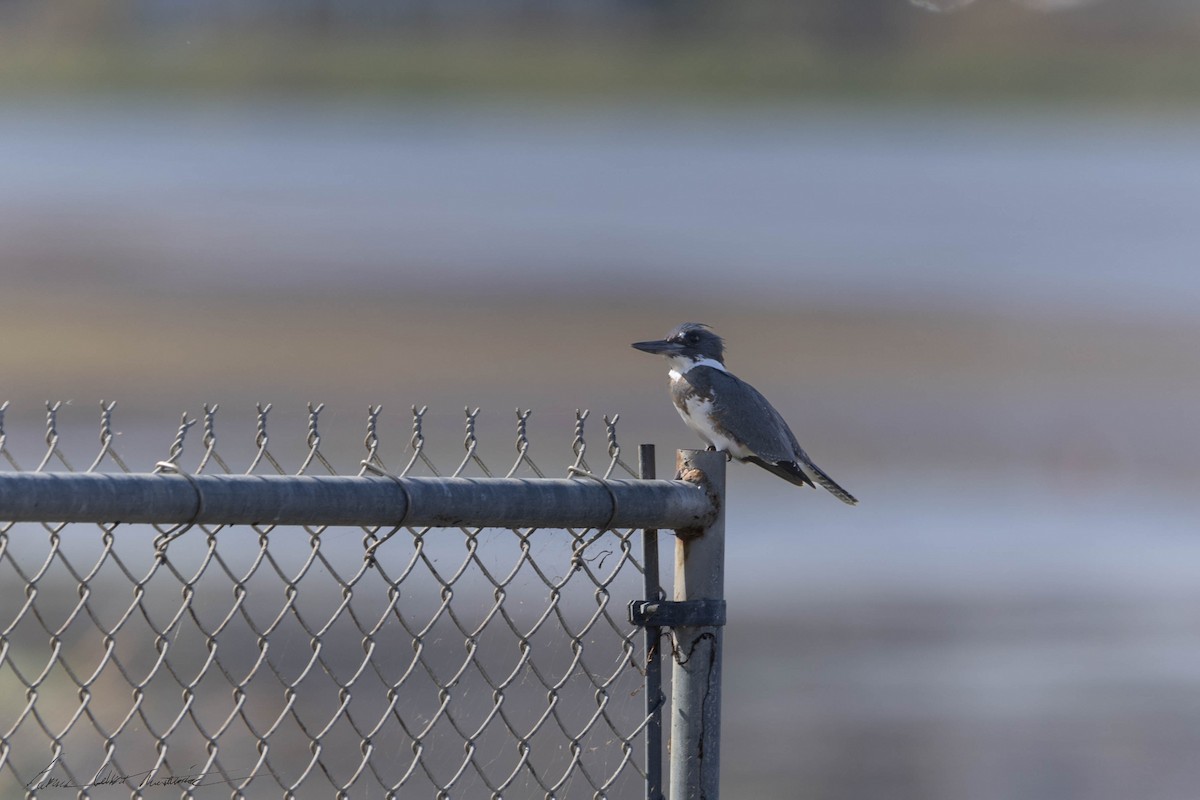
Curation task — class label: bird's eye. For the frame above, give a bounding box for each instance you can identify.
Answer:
[685,332,699,343]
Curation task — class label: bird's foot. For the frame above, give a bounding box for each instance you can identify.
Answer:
[703,445,733,462]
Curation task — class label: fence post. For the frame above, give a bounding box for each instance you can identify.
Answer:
[669,448,726,800]
[640,443,666,800]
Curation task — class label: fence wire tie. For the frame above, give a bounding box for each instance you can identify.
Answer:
[566,466,620,571]
[152,460,205,553]
[359,460,412,565]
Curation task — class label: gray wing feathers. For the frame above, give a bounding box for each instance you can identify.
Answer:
[703,370,805,462]
[700,369,858,505]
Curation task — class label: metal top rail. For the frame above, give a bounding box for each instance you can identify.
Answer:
[0,471,717,529]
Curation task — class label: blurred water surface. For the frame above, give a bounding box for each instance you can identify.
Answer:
[3,98,1200,317]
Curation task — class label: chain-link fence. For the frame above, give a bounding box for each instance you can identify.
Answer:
[0,402,723,799]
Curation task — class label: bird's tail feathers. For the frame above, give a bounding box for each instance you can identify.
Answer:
[745,455,858,505]
[746,457,815,489]
[800,459,858,506]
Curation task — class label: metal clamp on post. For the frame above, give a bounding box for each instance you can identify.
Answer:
[628,599,727,628]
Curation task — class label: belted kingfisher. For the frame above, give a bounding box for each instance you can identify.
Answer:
[632,322,857,505]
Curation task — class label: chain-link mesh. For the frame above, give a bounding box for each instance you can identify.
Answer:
[0,401,658,799]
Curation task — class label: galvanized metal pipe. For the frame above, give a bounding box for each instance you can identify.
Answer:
[669,449,726,800]
[640,443,666,800]
[0,472,716,530]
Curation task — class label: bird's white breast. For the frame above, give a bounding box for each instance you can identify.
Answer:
[668,367,753,460]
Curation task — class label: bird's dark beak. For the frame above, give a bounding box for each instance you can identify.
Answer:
[631,338,682,356]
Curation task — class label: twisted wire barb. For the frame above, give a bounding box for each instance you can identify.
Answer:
[247,403,285,474]
[153,413,197,474]
[453,408,492,478]
[505,409,545,479]
[568,409,591,477]
[360,405,385,476]
[196,403,230,474]
[403,405,439,477]
[90,400,130,473]
[297,403,336,475]
[602,414,637,479]
[36,400,72,472]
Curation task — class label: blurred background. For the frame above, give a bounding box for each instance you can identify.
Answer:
[2,0,1200,797]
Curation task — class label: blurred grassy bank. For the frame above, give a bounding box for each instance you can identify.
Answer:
[3,283,1197,491]
[2,33,1200,105]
